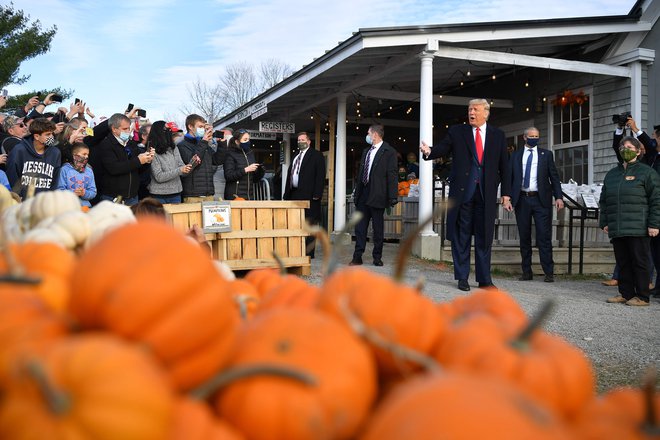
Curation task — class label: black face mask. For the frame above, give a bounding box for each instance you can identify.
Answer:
[240,141,251,151]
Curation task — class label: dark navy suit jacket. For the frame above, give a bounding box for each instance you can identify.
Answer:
[509,147,562,209]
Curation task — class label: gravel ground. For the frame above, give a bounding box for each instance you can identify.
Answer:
[305,241,660,392]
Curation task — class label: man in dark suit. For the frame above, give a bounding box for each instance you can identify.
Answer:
[350,124,398,266]
[284,131,326,258]
[420,99,511,291]
[507,127,564,282]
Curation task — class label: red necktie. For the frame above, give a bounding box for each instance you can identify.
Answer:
[475,127,483,164]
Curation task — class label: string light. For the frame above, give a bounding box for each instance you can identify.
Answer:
[377,112,381,116]
[406,107,412,114]
[466,68,471,76]
[491,73,496,80]
[524,80,529,87]
[460,80,464,87]
[525,107,530,112]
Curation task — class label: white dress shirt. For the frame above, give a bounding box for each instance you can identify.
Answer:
[473,123,487,153]
[522,146,539,191]
[291,147,309,188]
[365,140,383,181]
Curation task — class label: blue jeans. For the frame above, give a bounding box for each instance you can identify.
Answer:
[100,194,138,206]
[152,194,182,204]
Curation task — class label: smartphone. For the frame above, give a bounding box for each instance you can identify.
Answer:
[136,109,146,118]
[51,94,63,103]
[188,154,200,169]
[213,130,224,139]
[75,98,81,105]
[126,103,134,113]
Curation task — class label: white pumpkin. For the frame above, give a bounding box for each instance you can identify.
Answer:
[1,204,23,244]
[22,227,71,249]
[16,197,35,233]
[32,211,91,249]
[85,201,136,248]
[0,185,18,214]
[29,190,81,228]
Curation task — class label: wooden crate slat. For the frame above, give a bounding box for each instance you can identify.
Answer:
[287,208,304,257]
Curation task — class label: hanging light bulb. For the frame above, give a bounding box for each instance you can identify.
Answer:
[357,101,361,107]
[377,112,381,116]
[460,80,464,87]
[466,68,471,76]
[524,80,529,87]
[492,73,496,80]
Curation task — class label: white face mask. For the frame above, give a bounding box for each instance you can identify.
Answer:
[196,127,206,137]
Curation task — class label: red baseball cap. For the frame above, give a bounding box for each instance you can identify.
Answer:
[165,121,183,133]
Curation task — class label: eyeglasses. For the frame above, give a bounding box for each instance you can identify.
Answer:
[14,123,25,128]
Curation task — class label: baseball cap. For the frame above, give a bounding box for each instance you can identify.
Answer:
[165,122,183,133]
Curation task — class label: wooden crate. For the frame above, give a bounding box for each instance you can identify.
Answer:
[164,201,311,275]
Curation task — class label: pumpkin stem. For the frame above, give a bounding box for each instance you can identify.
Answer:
[234,295,258,320]
[25,361,72,415]
[394,215,434,282]
[339,296,441,373]
[326,211,363,276]
[642,367,660,435]
[511,299,555,350]
[270,251,287,275]
[303,223,332,278]
[190,364,318,400]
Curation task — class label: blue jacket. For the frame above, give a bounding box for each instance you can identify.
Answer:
[6,136,61,199]
[56,163,97,207]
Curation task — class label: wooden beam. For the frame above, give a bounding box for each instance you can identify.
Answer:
[327,103,336,233]
[431,45,632,78]
[356,87,514,108]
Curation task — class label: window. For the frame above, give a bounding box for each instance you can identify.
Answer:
[551,95,590,184]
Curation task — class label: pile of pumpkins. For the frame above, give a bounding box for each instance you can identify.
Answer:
[397,178,419,197]
[0,188,658,440]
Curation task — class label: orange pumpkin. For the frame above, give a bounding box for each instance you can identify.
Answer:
[397,181,410,197]
[228,279,261,320]
[573,384,660,439]
[169,398,245,440]
[0,290,68,387]
[68,219,239,391]
[211,308,377,440]
[360,372,573,440]
[436,289,528,332]
[0,334,175,440]
[318,267,446,378]
[257,275,320,313]
[232,196,246,201]
[0,242,75,312]
[434,308,594,420]
[244,268,283,298]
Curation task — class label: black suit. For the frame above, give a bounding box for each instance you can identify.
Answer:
[424,124,510,283]
[283,147,326,256]
[353,141,398,262]
[509,146,562,276]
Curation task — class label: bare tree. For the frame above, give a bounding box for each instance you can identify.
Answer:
[219,62,259,111]
[259,58,295,90]
[184,58,295,122]
[180,77,226,124]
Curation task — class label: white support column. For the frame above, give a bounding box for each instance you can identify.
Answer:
[413,52,442,260]
[281,133,291,199]
[418,52,436,236]
[630,61,643,125]
[333,94,348,234]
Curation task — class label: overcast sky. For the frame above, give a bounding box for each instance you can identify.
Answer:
[7,0,634,124]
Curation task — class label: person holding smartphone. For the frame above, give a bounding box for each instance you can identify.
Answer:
[147,120,192,204]
[177,113,226,203]
[223,128,262,200]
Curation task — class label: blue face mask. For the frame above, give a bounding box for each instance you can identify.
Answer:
[240,141,251,151]
[365,134,373,145]
[119,131,131,143]
[526,137,539,148]
[196,127,206,138]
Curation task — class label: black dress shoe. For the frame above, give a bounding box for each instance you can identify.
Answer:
[518,273,533,281]
[458,280,470,291]
[373,259,384,266]
[478,282,497,290]
[349,258,363,266]
[544,274,555,283]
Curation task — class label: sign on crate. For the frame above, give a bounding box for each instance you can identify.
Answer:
[202,201,232,233]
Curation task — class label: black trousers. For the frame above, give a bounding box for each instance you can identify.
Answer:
[514,194,554,276]
[452,185,492,283]
[353,185,385,261]
[612,236,651,301]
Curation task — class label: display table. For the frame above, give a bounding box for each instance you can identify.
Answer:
[164,201,311,275]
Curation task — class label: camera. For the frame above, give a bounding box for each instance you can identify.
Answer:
[136,109,146,118]
[612,112,631,126]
